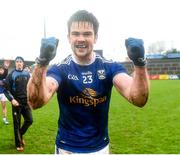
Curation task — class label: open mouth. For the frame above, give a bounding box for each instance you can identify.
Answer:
[75,44,87,48]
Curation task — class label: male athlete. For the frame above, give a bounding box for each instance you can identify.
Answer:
[27,10,149,154]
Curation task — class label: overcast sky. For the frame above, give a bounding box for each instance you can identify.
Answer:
[0,0,180,63]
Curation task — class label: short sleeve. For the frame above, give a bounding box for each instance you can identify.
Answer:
[47,64,62,85]
[110,61,127,78]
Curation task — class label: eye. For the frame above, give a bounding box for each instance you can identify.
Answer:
[83,32,92,37]
[71,32,80,36]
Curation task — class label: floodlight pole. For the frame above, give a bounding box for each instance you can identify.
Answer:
[44,17,46,38]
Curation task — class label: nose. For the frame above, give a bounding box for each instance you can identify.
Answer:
[77,34,85,41]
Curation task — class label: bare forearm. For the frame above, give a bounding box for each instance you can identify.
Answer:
[129,67,150,107]
[27,65,49,109]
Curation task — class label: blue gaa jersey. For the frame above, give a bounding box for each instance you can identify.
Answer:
[47,53,127,153]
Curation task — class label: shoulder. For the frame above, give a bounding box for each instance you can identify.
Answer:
[96,53,125,64]
[22,69,29,74]
[49,55,73,69]
[94,53,127,74]
[7,69,16,82]
[95,53,124,67]
[59,54,73,66]
[48,55,73,72]
[9,69,15,76]
[95,53,114,64]
[22,70,30,77]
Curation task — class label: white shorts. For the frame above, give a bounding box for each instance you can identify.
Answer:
[55,144,109,155]
[0,93,8,102]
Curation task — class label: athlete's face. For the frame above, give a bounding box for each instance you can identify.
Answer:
[68,21,97,59]
[15,60,24,71]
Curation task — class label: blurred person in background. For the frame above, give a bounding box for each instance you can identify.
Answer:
[4,56,33,151]
[0,60,11,125]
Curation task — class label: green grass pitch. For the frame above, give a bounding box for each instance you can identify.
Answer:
[0,80,180,153]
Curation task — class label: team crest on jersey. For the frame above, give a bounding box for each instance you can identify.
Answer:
[97,69,106,80]
[82,88,97,98]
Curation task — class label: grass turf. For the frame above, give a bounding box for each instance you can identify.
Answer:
[0,80,180,153]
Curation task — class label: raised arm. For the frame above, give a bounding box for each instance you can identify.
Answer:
[113,38,150,107]
[27,65,58,109]
[113,67,149,107]
[27,37,59,109]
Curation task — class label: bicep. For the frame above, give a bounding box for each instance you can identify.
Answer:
[46,77,59,97]
[113,73,133,99]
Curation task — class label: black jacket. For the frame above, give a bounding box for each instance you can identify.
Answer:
[5,69,30,103]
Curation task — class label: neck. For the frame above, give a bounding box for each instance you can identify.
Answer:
[72,52,95,65]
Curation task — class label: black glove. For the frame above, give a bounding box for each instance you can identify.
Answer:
[125,38,146,67]
[36,37,59,66]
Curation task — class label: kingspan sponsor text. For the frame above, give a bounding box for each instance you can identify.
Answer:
[69,96,107,107]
